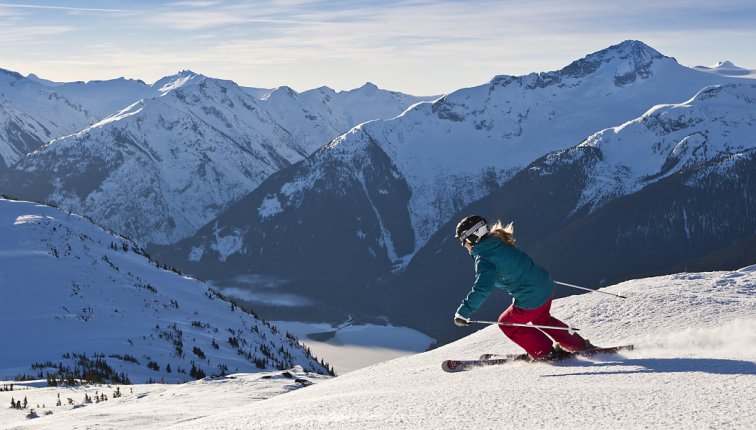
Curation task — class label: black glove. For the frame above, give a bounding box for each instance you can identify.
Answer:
[454,313,470,327]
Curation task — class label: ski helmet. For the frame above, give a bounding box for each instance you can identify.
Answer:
[455,215,489,246]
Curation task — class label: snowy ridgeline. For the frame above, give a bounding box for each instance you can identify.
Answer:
[0,198,330,388]
[1,266,754,429]
[176,41,755,288]
[0,69,433,246]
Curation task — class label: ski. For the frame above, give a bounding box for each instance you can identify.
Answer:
[479,352,529,361]
[443,344,634,373]
[480,345,634,361]
[441,356,524,372]
[576,344,634,356]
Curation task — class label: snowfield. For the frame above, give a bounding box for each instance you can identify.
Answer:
[0,197,329,388]
[3,266,754,429]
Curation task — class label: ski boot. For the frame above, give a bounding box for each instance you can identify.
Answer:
[532,345,575,362]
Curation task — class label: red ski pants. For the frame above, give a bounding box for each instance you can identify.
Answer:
[498,297,586,359]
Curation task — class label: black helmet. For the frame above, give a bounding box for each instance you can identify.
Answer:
[455,215,488,246]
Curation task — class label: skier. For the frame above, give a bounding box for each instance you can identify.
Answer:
[453,215,591,361]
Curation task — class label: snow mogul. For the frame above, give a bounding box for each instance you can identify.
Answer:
[453,215,592,361]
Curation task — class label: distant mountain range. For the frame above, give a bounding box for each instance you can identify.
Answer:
[1,40,754,346]
[0,71,433,245]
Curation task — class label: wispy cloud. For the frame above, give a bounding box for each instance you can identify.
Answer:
[166,0,223,7]
[149,10,251,30]
[0,2,126,13]
[149,4,332,30]
[0,24,73,44]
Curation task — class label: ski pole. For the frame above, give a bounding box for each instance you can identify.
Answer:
[555,281,627,299]
[469,320,580,335]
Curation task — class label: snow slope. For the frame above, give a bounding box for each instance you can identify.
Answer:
[0,198,329,386]
[166,267,756,430]
[0,367,327,429]
[565,83,756,212]
[3,266,754,429]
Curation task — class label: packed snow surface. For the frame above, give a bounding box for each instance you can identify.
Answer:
[3,266,754,429]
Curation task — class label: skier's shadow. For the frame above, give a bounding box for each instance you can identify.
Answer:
[541,357,756,378]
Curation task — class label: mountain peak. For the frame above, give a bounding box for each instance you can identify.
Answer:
[560,40,668,84]
[346,82,381,95]
[610,40,663,57]
[265,85,298,100]
[176,69,200,78]
[0,67,24,84]
[358,82,379,91]
[714,60,741,69]
[153,70,204,93]
[24,73,65,87]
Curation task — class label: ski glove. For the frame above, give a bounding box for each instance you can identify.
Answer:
[454,313,470,327]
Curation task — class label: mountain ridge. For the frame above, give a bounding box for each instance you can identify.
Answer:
[0,72,430,245]
[161,41,746,319]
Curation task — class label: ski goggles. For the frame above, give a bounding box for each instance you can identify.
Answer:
[456,220,488,246]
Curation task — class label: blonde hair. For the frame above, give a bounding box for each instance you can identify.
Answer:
[489,220,516,246]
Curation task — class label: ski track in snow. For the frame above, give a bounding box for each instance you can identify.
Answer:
[2,267,754,429]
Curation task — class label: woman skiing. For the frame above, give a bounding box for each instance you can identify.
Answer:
[453,215,590,361]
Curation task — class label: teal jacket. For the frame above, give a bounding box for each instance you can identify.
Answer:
[456,235,554,319]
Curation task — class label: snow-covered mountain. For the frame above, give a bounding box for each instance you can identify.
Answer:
[390,83,756,343]
[694,60,756,78]
[0,72,430,245]
[0,69,161,170]
[163,41,743,310]
[0,69,95,169]
[3,266,754,429]
[40,77,156,121]
[2,72,310,245]
[549,83,756,213]
[0,197,330,385]
[257,83,438,154]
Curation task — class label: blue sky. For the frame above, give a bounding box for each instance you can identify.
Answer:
[0,0,754,94]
